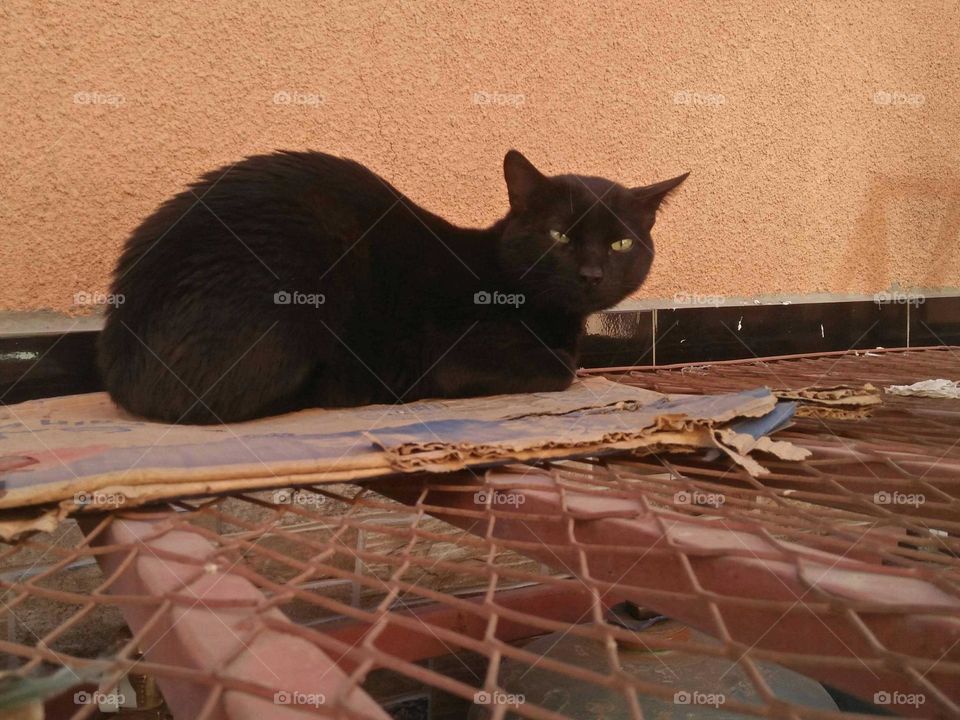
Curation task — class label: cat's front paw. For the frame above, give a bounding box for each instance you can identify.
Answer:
[529,348,577,392]
[531,372,576,394]
[550,348,577,375]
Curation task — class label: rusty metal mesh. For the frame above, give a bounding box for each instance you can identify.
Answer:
[2,348,959,719]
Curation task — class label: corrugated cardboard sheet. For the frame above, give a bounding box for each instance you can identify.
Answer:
[0,378,808,539]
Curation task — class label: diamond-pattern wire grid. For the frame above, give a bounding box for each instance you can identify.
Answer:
[1,347,959,719]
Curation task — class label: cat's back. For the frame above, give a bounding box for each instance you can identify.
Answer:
[115,151,397,278]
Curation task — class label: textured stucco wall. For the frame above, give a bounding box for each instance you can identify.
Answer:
[1,1,958,313]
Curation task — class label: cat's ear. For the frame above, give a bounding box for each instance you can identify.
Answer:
[632,172,690,214]
[504,150,549,212]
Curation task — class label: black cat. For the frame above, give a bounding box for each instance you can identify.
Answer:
[98,150,687,423]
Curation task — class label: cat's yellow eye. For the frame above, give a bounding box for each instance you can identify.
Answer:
[550,230,570,244]
[611,238,634,252]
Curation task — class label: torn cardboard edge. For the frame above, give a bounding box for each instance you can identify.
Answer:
[365,393,809,475]
[774,384,882,407]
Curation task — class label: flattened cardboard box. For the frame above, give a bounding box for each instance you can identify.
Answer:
[0,378,808,539]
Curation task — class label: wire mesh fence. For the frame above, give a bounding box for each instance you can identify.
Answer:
[2,348,959,719]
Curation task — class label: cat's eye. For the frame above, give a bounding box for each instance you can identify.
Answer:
[549,230,571,244]
[610,238,634,252]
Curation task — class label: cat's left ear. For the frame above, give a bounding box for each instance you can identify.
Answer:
[631,172,690,214]
[504,150,550,212]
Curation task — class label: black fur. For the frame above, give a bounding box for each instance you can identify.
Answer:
[98,150,687,423]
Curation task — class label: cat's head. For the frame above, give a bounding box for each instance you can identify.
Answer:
[497,150,688,314]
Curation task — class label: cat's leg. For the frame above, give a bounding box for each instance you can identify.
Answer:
[415,320,579,400]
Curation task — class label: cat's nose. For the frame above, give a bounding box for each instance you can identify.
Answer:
[579,266,603,286]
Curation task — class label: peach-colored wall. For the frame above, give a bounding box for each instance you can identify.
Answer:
[1,1,958,313]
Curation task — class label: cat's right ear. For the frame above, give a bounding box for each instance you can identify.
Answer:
[504,150,549,212]
[631,172,690,214]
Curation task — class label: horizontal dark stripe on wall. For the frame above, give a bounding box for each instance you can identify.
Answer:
[0,296,957,403]
[580,296,958,368]
[0,331,101,404]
